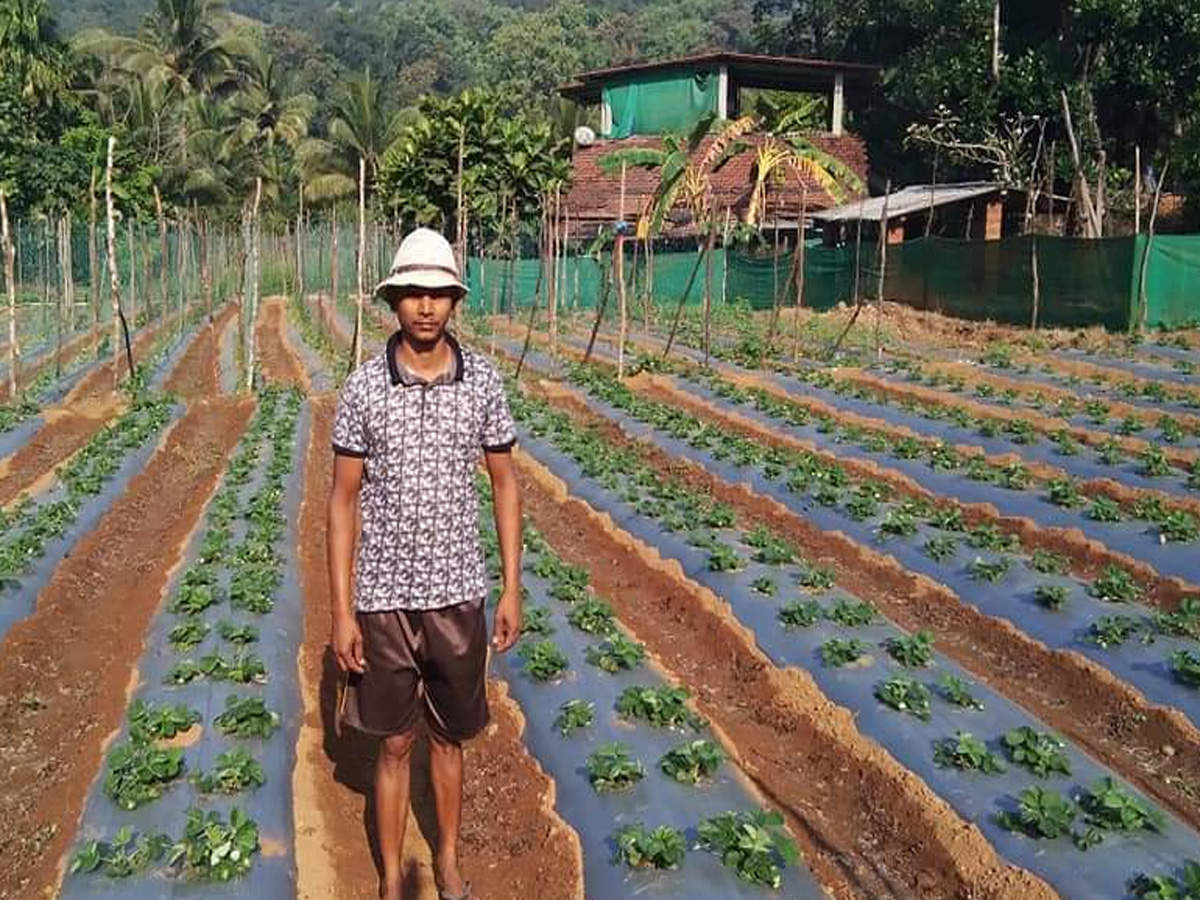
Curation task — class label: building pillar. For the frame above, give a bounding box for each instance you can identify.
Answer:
[717,65,729,119]
[984,198,1003,240]
[831,72,845,136]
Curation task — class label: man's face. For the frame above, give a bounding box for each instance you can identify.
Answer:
[390,289,457,342]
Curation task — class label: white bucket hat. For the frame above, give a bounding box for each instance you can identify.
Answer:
[374,227,468,299]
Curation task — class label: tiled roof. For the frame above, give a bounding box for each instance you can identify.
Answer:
[564,131,869,239]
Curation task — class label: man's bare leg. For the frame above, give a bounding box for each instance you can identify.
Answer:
[428,731,466,896]
[376,730,416,900]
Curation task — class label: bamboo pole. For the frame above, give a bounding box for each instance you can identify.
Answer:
[1,192,16,398]
[791,187,808,363]
[1137,159,1168,332]
[244,177,262,391]
[105,136,134,389]
[1030,236,1040,329]
[55,215,66,376]
[154,185,168,321]
[549,186,559,357]
[616,232,627,378]
[355,156,366,368]
[875,179,891,360]
[127,217,136,326]
[702,221,716,367]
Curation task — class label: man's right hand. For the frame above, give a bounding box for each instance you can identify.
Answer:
[332,613,366,673]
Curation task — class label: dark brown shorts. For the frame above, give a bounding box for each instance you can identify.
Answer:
[339,600,489,743]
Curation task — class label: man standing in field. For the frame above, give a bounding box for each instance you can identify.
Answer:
[327,227,523,900]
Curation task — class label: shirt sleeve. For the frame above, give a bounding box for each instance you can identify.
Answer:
[481,369,517,452]
[332,378,368,458]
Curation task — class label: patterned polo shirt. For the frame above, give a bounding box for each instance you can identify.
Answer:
[332,331,517,612]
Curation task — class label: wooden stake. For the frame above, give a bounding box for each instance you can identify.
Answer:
[154,185,168,321]
[88,169,99,346]
[1030,236,1040,329]
[791,187,808,363]
[244,176,262,392]
[616,232,627,378]
[875,179,891,360]
[105,137,134,389]
[1134,146,1141,234]
[1,192,17,398]
[1137,159,1168,332]
[355,155,366,368]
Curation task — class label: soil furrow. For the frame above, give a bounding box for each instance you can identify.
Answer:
[256,297,311,389]
[163,302,238,400]
[0,396,253,899]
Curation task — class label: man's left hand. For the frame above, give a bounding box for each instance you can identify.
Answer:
[491,588,523,653]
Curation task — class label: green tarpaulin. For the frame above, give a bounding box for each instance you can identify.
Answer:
[602,70,719,139]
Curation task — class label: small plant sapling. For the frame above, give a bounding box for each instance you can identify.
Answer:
[128,700,200,744]
[554,699,595,736]
[169,807,259,881]
[520,606,554,636]
[706,542,744,572]
[750,575,777,596]
[1003,726,1071,777]
[828,598,877,627]
[933,732,1005,773]
[71,828,172,878]
[567,597,615,635]
[697,809,799,890]
[1087,615,1141,649]
[517,640,569,682]
[938,674,985,710]
[1171,650,1200,689]
[585,633,645,673]
[659,739,725,784]
[1089,496,1123,522]
[797,563,836,592]
[1035,584,1070,610]
[104,743,185,810]
[923,535,959,562]
[778,600,823,630]
[886,630,935,667]
[874,676,932,720]
[214,695,280,739]
[996,787,1077,840]
[820,638,869,668]
[616,685,705,730]
[969,557,1011,583]
[613,823,686,870]
[586,742,645,793]
[1078,777,1166,835]
[1128,861,1200,899]
[1029,549,1070,575]
[194,750,266,794]
[1089,566,1143,603]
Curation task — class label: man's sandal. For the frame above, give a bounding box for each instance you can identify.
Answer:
[439,883,476,900]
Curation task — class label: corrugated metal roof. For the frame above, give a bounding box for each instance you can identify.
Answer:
[810,182,1005,222]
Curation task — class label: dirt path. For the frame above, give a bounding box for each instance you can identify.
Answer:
[289,356,582,896]
[163,303,238,401]
[0,396,252,899]
[256,297,310,390]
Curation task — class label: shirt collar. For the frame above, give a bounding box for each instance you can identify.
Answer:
[386,330,465,387]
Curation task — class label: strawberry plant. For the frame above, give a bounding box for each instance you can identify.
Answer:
[1029,548,1070,575]
[820,637,869,667]
[829,598,877,627]
[168,618,210,651]
[613,823,686,870]
[165,660,205,685]
[214,695,280,739]
[586,633,645,673]
[586,742,645,792]
[886,630,935,667]
[1048,478,1084,508]
[1089,566,1143,603]
[1078,777,1165,834]
[778,599,823,629]
[1005,419,1037,445]
[71,828,172,878]
[797,563,836,592]
[1143,446,1172,477]
[567,597,615,635]
[1132,494,1168,522]
[616,685,705,730]
[845,492,879,521]
[924,536,959,562]
[1171,650,1200,689]
[1089,496,1123,522]
[659,739,725,784]
[967,524,1019,553]
[1003,726,1071,777]
[517,640,569,681]
[128,700,200,743]
[1162,511,1200,543]
[1098,439,1125,466]
[891,437,924,459]
[938,674,985,709]
[933,732,1005,773]
[1119,416,1146,435]
[996,787,1077,839]
[1129,861,1200,899]
[104,743,185,810]
[1053,430,1081,456]
[554,699,594,737]
[169,807,259,881]
[1150,599,1200,640]
[218,621,260,645]
[169,566,221,615]
[1159,416,1186,444]
[707,542,744,572]
[879,508,918,538]
[194,750,266,794]
[697,809,798,890]
[520,606,554,637]
[969,557,1011,583]
[750,575,777,596]
[1088,615,1141,648]
[1035,584,1070,610]
[1085,401,1110,424]
[874,676,931,720]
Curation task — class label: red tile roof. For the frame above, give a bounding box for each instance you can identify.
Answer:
[564,131,869,239]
